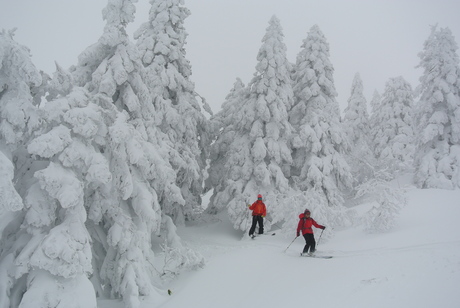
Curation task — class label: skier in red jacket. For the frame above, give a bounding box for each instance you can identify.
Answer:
[248,194,267,238]
[296,209,325,255]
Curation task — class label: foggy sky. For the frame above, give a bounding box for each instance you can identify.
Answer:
[2,0,460,113]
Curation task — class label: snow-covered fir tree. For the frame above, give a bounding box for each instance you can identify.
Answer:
[371,76,415,174]
[0,31,96,308]
[0,30,32,307]
[0,29,41,153]
[45,62,74,100]
[206,16,295,233]
[368,88,382,157]
[342,73,374,188]
[60,0,201,306]
[356,175,407,233]
[289,25,353,229]
[205,78,249,214]
[369,89,382,119]
[134,0,212,224]
[414,26,460,189]
[1,30,98,308]
[1,0,208,305]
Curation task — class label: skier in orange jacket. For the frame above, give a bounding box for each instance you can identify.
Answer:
[248,194,267,238]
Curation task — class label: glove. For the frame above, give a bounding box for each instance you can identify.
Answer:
[247,204,251,207]
[262,215,265,218]
[296,233,300,237]
[322,226,326,230]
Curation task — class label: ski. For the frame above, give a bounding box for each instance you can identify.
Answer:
[300,253,332,259]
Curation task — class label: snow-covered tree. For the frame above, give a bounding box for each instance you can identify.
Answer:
[1,29,98,307]
[46,62,74,100]
[369,89,382,119]
[66,0,200,306]
[414,26,460,189]
[342,73,374,187]
[206,16,295,232]
[368,89,381,160]
[0,29,41,153]
[1,1,207,305]
[371,76,415,173]
[134,0,212,224]
[0,29,73,308]
[205,78,249,214]
[21,85,108,307]
[289,25,353,228]
[356,176,406,233]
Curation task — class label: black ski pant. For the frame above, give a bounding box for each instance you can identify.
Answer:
[302,233,316,253]
[249,215,264,235]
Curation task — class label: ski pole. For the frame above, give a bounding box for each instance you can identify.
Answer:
[283,236,298,253]
[316,229,324,247]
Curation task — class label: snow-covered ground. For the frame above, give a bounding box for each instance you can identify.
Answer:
[100,187,460,308]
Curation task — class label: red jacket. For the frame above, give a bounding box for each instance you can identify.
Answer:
[249,200,267,217]
[297,213,324,235]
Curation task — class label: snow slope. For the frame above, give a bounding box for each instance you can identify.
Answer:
[100,187,460,308]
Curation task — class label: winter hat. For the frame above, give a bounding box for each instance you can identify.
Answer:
[258,194,262,199]
[304,209,311,214]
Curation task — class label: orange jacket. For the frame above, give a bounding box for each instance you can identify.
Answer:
[249,200,267,217]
